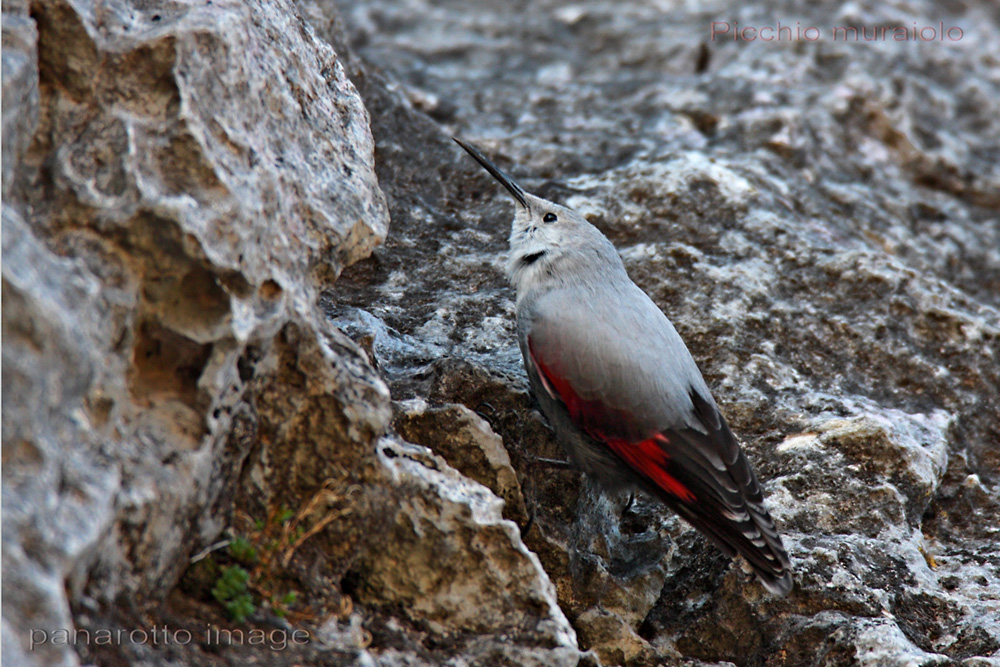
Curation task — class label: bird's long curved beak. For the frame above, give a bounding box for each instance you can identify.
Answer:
[454,138,528,209]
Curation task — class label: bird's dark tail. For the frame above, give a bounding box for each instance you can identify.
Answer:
[649,391,793,596]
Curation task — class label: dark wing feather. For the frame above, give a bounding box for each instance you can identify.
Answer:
[530,337,792,595]
[649,390,792,596]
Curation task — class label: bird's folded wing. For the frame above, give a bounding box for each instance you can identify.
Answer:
[527,333,793,596]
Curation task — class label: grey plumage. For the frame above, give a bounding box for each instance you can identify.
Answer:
[455,138,793,596]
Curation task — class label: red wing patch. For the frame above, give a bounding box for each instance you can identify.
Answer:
[605,435,696,503]
[529,338,696,503]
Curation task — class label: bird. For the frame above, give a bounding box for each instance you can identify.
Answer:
[454,137,793,596]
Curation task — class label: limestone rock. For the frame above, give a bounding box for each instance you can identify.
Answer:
[359,436,578,663]
[393,399,528,525]
[317,0,1000,663]
[3,0,389,664]
[6,0,1000,664]
[2,9,38,193]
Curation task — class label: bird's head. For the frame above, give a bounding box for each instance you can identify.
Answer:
[454,138,623,296]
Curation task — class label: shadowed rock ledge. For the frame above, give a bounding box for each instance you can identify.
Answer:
[3,0,999,666]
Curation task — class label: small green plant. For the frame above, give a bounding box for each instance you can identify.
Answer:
[211,565,255,622]
[208,509,300,623]
[228,536,258,566]
[272,591,298,619]
[207,485,347,625]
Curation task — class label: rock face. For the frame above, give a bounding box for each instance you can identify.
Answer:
[317,0,1000,664]
[2,1,999,667]
[3,0,581,665]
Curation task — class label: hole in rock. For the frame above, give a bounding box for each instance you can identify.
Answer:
[130,319,212,409]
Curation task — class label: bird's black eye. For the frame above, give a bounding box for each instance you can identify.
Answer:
[543,212,558,223]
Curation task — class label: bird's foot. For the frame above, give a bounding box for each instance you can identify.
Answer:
[622,492,636,514]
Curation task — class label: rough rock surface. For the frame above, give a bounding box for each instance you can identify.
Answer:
[1,0,387,660]
[3,0,581,665]
[316,0,1000,664]
[3,0,1000,666]
[393,399,529,525]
